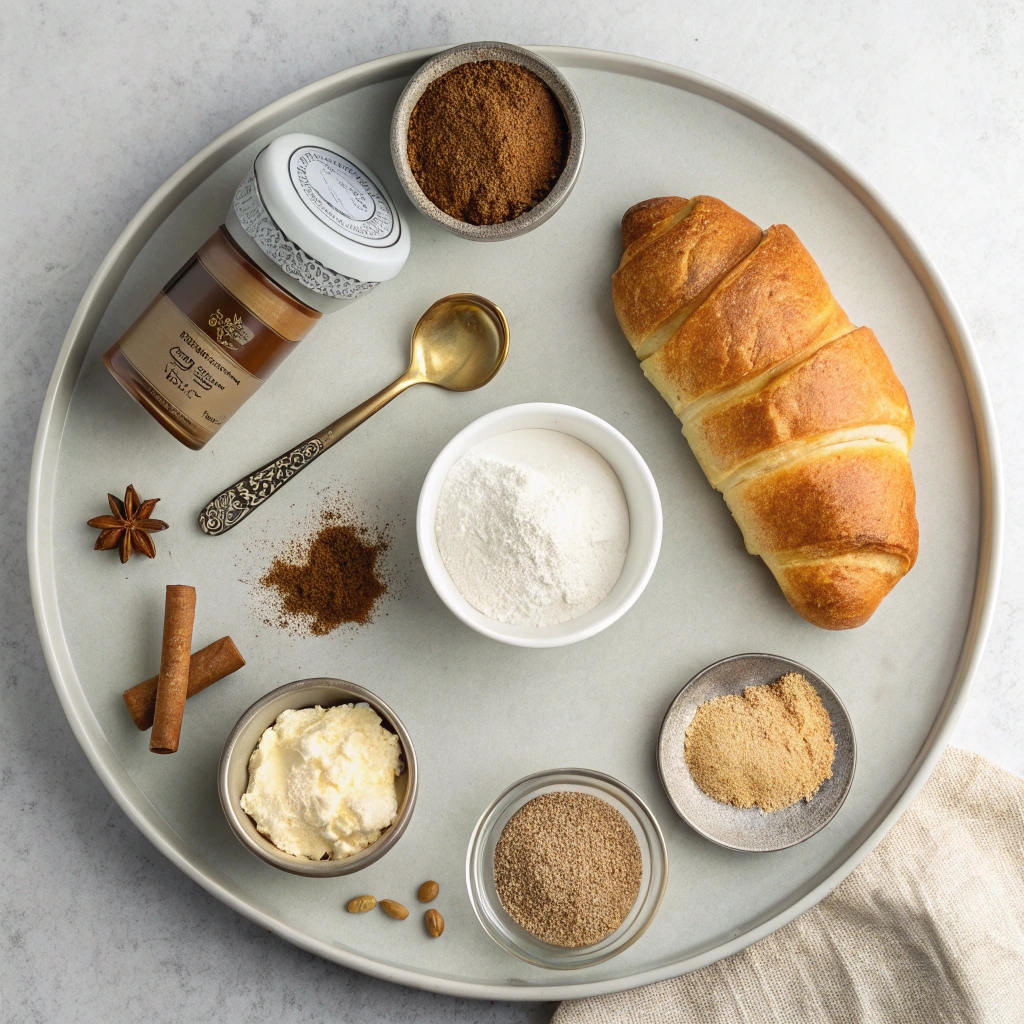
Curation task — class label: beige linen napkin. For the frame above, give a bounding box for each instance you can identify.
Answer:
[555,747,1024,1024]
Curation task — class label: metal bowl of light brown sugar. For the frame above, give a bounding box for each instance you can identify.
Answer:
[658,654,857,853]
[390,41,585,241]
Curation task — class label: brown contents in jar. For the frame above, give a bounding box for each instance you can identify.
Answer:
[684,672,836,813]
[407,60,569,225]
[260,523,388,636]
[103,228,320,451]
[493,792,642,948]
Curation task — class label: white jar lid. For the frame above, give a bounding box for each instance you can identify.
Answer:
[229,133,409,302]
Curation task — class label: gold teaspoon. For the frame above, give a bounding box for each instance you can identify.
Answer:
[198,293,509,536]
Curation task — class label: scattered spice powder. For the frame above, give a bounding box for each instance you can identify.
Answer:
[493,791,642,948]
[407,59,569,225]
[260,523,388,636]
[684,672,836,813]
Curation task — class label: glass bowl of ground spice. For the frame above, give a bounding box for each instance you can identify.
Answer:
[391,42,585,240]
[466,768,668,969]
[658,653,857,852]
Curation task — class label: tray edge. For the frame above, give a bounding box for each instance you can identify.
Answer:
[26,44,1003,1001]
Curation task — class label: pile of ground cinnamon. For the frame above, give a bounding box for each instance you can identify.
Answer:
[407,59,569,225]
[260,523,388,636]
[684,672,836,813]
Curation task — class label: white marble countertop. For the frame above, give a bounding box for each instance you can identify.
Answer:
[2,2,1020,1020]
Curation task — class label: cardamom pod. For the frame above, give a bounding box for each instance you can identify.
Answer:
[380,899,409,920]
[346,895,377,914]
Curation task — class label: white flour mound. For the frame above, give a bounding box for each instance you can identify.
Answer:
[434,429,630,627]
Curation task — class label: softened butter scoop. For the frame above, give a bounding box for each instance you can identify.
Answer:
[240,702,402,860]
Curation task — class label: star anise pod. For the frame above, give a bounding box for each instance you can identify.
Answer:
[88,485,169,563]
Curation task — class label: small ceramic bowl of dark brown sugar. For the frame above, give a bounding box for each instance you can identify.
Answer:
[390,41,585,240]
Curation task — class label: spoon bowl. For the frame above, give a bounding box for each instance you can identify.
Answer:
[410,294,509,390]
[198,293,509,536]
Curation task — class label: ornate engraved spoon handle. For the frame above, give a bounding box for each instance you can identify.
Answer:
[197,435,329,536]
[198,373,418,536]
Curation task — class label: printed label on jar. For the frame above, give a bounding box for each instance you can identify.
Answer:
[117,294,262,443]
[288,146,396,245]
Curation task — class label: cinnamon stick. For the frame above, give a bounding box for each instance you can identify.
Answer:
[123,636,245,731]
[150,585,197,754]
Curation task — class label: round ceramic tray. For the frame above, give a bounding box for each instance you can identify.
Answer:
[28,46,1000,1000]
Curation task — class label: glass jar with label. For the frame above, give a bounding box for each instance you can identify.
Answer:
[104,133,410,449]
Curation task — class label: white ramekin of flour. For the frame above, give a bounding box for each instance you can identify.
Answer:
[417,404,662,648]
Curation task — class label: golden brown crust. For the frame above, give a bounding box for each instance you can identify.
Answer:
[772,555,909,630]
[619,196,691,254]
[723,442,918,568]
[640,225,853,412]
[685,327,916,484]
[612,196,761,353]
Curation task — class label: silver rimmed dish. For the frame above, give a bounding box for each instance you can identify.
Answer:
[390,41,585,240]
[466,768,668,969]
[658,654,857,853]
[218,677,417,877]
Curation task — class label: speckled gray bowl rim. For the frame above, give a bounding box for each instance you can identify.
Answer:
[390,41,586,240]
[658,654,857,853]
[218,677,418,876]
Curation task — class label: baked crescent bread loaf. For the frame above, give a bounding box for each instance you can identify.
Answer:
[612,196,918,629]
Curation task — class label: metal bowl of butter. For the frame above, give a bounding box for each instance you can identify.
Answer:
[219,677,418,877]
